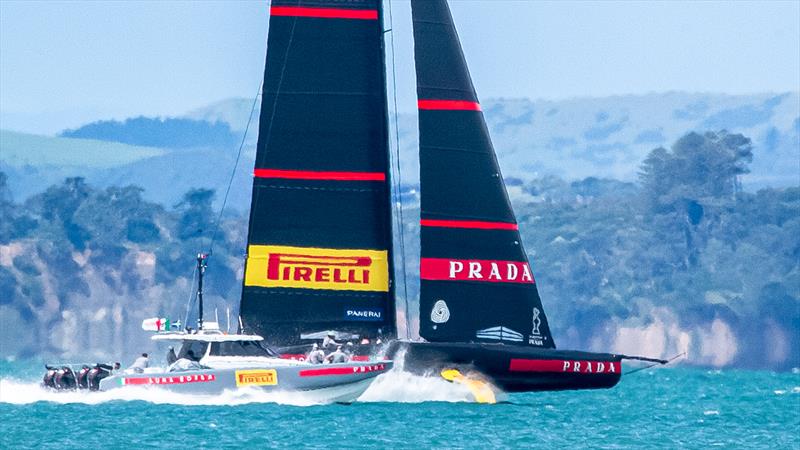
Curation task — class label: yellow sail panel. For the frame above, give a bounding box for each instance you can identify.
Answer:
[244,245,389,292]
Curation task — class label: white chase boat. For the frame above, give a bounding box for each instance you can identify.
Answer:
[97,329,390,403]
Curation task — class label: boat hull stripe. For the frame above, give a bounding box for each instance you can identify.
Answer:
[254,169,386,181]
[509,358,621,374]
[299,364,386,377]
[420,219,518,230]
[418,99,482,111]
[270,6,378,20]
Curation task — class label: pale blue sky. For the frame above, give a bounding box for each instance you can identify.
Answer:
[1,0,799,134]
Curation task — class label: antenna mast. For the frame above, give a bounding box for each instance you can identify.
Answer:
[196,253,208,330]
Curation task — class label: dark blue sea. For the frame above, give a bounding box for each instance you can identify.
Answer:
[1,361,798,449]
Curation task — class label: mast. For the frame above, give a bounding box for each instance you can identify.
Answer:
[238,0,396,345]
[196,253,207,331]
[411,0,555,348]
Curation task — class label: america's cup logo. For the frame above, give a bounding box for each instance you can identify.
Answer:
[532,307,541,336]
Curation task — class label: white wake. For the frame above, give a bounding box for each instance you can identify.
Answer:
[358,369,477,403]
[0,377,329,407]
[0,369,486,406]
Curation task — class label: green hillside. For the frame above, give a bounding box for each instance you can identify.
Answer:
[0,129,165,168]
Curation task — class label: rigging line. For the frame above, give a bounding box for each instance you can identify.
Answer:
[205,84,262,257]
[183,265,198,330]
[386,0,411,340]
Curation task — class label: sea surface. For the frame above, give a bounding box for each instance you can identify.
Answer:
[1,360,798,449]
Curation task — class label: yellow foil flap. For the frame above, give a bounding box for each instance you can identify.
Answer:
[244,245,389,292]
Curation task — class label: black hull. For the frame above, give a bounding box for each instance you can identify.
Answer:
[386,341,623,392]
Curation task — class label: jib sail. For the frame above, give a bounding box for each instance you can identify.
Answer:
[239,0,395,345]
[412,0,555,348]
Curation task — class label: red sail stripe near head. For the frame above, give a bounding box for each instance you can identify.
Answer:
[270,6,378,20]
[420,219,518,230]
[417,99,482,111]
[254,169,385,181]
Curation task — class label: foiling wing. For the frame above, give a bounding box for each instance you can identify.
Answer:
[412,0,555,348]
[239,0,395,345]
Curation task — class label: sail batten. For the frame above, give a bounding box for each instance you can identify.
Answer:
[239,0,395,345]
[412,0,555,348]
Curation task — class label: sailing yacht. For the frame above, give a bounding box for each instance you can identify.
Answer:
[237,0,665,392]
[45,0,664,397]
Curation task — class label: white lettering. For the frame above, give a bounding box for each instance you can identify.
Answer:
[488,263,501,280]
[506,263,518,280]
[585,363,593,373]
[562,361,570,371]
[573,361,581,373]
[596,362,605,373]
[608,363,615,373]
[522,264,533,282]
[468,262,483,279]
[449,261,464,278]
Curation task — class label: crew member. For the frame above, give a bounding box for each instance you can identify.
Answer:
[166,346,178,365]
[322,331,339,350]
[307,343,325,364]
[326,345,348,364]
[128,353,149,373]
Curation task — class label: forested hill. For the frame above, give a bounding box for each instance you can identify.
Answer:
[1,130,798,370]
[1,92,797,207]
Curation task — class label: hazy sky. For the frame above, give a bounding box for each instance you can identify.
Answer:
[1,0,799,133]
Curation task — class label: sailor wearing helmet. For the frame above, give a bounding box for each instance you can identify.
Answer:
[322,331,340,350]
[307,343,325,364]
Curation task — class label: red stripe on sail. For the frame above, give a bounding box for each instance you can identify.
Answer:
[509,359,621,374]
[420,258,535,284]
[418,99,482,111]
[420,219,518,230]
[270,6,378,20]
[254,169,385,181]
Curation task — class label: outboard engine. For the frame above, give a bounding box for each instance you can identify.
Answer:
[54,366,77,390]
[42,365,58,389]
[87,364,113,391]
[76,365,91,389]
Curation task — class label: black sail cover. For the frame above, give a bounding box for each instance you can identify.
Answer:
[413,0,555,348]
[239,0,395,345]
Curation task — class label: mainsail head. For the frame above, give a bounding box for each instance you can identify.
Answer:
[239,0,395,345]
[412,0,555,348]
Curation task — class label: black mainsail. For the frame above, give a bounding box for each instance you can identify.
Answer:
[383,0,652,393]
[239,0,395,345]
[413,0,554,349]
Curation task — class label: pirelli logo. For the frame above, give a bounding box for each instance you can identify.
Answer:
[235,369,278,387]
[244,245,389,292]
